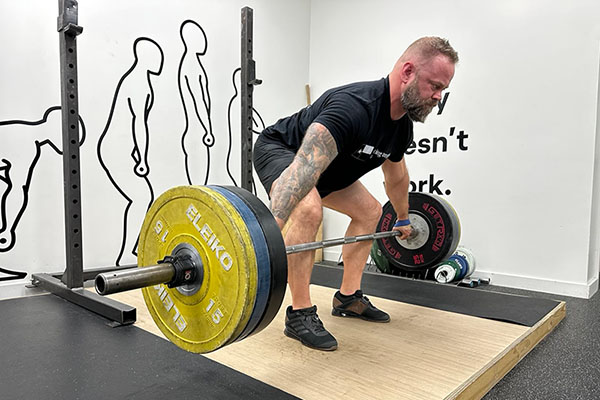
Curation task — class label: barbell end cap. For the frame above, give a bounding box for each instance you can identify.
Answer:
[94,273,111,296]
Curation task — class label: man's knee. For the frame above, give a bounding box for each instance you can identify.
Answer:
[289,192,323,232]
[359,198,383,227]
[294,200,323,230]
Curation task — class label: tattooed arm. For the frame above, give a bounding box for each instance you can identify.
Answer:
[270,122,338,229]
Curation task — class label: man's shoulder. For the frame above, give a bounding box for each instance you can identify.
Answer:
[327,78,386,99]
[318,78,387,116]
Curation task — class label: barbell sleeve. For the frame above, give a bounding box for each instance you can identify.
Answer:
[95,263,175,295]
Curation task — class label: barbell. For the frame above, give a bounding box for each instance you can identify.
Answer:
[95,185,460,353]
[97,231,409,295]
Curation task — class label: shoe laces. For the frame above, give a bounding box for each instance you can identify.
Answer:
[309,315,325,333]
[298,307,325,333]
[354,291,374,307]
[354,290,370,301]
[342,290,372,306]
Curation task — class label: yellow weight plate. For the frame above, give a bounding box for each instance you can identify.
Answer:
[138,185,257,353]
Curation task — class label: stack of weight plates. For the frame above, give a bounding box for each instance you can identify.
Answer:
[434,246,476,283]
[137,185,287,353]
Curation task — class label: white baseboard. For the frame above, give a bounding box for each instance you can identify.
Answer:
[473,270,598,299]
[323,250,343,264]
[324,250,599,299]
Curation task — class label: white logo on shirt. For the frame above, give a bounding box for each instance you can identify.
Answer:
[354,144,390,160]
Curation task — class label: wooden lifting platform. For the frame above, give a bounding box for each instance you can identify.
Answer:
[106,263,565,400]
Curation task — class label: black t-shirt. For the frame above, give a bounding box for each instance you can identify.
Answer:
[261,76,413,194]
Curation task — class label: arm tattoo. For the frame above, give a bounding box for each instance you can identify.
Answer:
[270,122,338,222]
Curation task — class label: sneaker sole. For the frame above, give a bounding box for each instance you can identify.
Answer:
[283,329,338,351]
[331,308,391,323]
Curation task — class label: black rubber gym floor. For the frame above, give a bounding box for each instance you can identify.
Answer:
[0,264,572,399]
[0,294,297,400]
[480,284,600,400]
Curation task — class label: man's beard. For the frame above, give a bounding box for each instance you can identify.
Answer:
[401,80,438,123]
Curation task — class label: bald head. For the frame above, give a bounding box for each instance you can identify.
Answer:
[388,37,458,121]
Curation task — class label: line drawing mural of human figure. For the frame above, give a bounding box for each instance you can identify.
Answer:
[226,67,265,192]
[97,37,164,266]
[0,106,85,279]
[178,20,214,185]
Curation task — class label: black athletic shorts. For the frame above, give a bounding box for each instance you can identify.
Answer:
[253,134,339,198]
[253,135,296,197]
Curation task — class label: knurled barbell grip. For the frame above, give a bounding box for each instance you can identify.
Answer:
[285,229,407,254]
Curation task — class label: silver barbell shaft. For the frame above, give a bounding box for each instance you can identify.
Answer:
[285,230,403,254]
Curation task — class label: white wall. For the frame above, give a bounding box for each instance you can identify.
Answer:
[1,1,599,300]
[0,0,310,297]
[309,0,600,298]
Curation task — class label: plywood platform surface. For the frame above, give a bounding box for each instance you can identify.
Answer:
[108,284,563,400]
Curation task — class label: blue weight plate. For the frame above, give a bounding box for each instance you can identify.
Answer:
[449,254,468,280]
[209,186,271,343]
[220,186,287,338]
[455,246,476,277]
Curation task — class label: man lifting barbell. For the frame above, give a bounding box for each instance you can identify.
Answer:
[96,186,460,353]
[253,37,458,351]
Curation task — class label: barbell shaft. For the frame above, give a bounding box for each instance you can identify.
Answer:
[95,229,405,296]
[285,230,402,254]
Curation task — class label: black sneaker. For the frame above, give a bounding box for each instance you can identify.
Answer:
[332,290,390,322]
[284,305,338,351]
